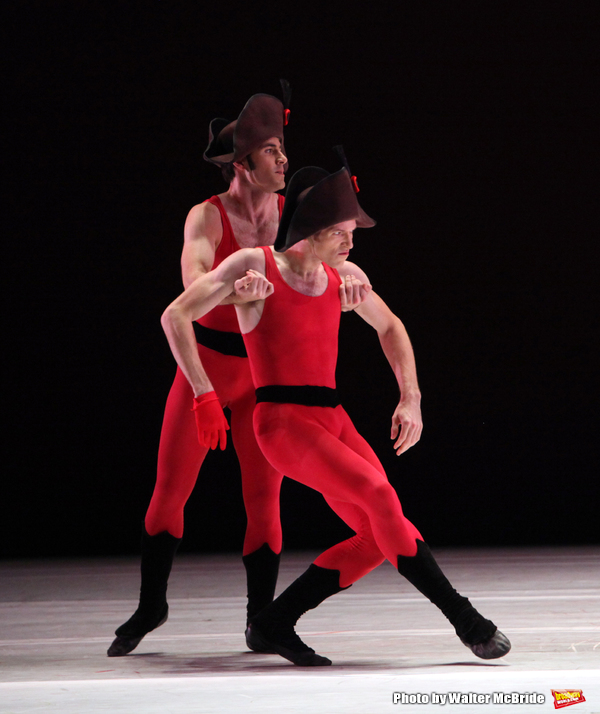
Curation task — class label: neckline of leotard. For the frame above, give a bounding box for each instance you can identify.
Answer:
[210,195,241,251]
[264,246,331,297]
[211,194,286,253]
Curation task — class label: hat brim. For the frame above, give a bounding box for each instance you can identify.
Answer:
[274,167,330,252]
[275,167,375,252]
[203,118,235,166]
[204,93,286,168]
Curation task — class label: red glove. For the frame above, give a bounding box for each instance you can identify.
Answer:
[192,391,229,450]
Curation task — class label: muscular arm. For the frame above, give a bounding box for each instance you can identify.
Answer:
[339,261,423,455]
[162,249,263,396]
[181,199,269,308]
[180,201,223,289]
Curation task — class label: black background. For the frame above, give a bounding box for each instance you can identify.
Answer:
[3,1,597,558]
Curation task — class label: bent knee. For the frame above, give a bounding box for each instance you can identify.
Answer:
[352,540,386,569]
[362,479,399,511]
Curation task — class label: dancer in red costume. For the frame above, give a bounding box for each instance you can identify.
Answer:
[161,155,511,666]
[108,89,366,658]
[109,85,306,657]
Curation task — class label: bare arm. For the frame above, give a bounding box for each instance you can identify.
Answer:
[181,201,223,288]
[180,199,245,304]
[162,249,261,396]
[339,261,423,455]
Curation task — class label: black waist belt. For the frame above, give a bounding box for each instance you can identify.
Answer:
[255,385,340,408]
[193,322,247,358]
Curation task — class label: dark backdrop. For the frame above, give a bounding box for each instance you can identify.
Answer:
[3,1,597,557]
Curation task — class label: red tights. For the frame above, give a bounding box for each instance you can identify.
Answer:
[254,402,422,588]
[145,344,283,556]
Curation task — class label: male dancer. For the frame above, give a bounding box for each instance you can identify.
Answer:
[160,160,511,666]
[108,90,368,657]
[107,88,293,657]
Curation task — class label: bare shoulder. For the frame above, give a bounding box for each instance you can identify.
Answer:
[184,200,223,245]
[338,259,370,283]
[239,246,268,274]
[216,246,266,274]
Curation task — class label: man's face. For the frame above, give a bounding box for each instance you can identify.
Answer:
[311,220,356,269]
[241,137,287,192]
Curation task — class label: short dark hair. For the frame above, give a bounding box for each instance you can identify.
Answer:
[220,154,254,183]
[221,161,235,183]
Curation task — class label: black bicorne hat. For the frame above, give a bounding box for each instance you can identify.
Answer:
[203,80,291,167]
[274,157,375,252]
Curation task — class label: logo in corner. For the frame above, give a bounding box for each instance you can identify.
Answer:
[551,690,586,709]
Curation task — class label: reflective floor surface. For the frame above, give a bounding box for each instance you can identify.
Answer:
[1,547,598,713]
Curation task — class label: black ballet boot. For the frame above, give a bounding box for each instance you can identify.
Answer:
[107,528,181,657]
[397,540,511,659]
[242,543,281,652]
[246,564,347,666]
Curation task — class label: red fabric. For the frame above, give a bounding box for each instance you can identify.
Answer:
[243,247,340,389]
[192,390,229,450]
[244,251,422,587]
[145,194,286,554]
[198,195,285,334]
[253,403,421,587]
[146,344,284,551]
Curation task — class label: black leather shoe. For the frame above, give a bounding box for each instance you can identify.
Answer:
[462,630,511,659]
[107,604,168,657]
[245,623,331,666]
[107,634,145,657]
[245,624,276,653]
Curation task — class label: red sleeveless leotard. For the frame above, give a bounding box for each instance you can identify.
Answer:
[245,247,422,585]
[197,195,285,335]
[145,196,286,556]
[242,247,341,389]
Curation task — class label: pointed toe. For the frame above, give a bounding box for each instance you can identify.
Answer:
[463,630,511,659]
[107,635,144,657]
[108,604,169,656]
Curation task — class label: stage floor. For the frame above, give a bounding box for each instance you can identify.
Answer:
[1,547,598,713]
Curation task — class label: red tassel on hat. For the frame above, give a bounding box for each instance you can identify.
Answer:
[280,78,291,127]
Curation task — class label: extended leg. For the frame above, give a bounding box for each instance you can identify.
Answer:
[397,540,511,659]
[255,403,510,660]
[336,420,510,658]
